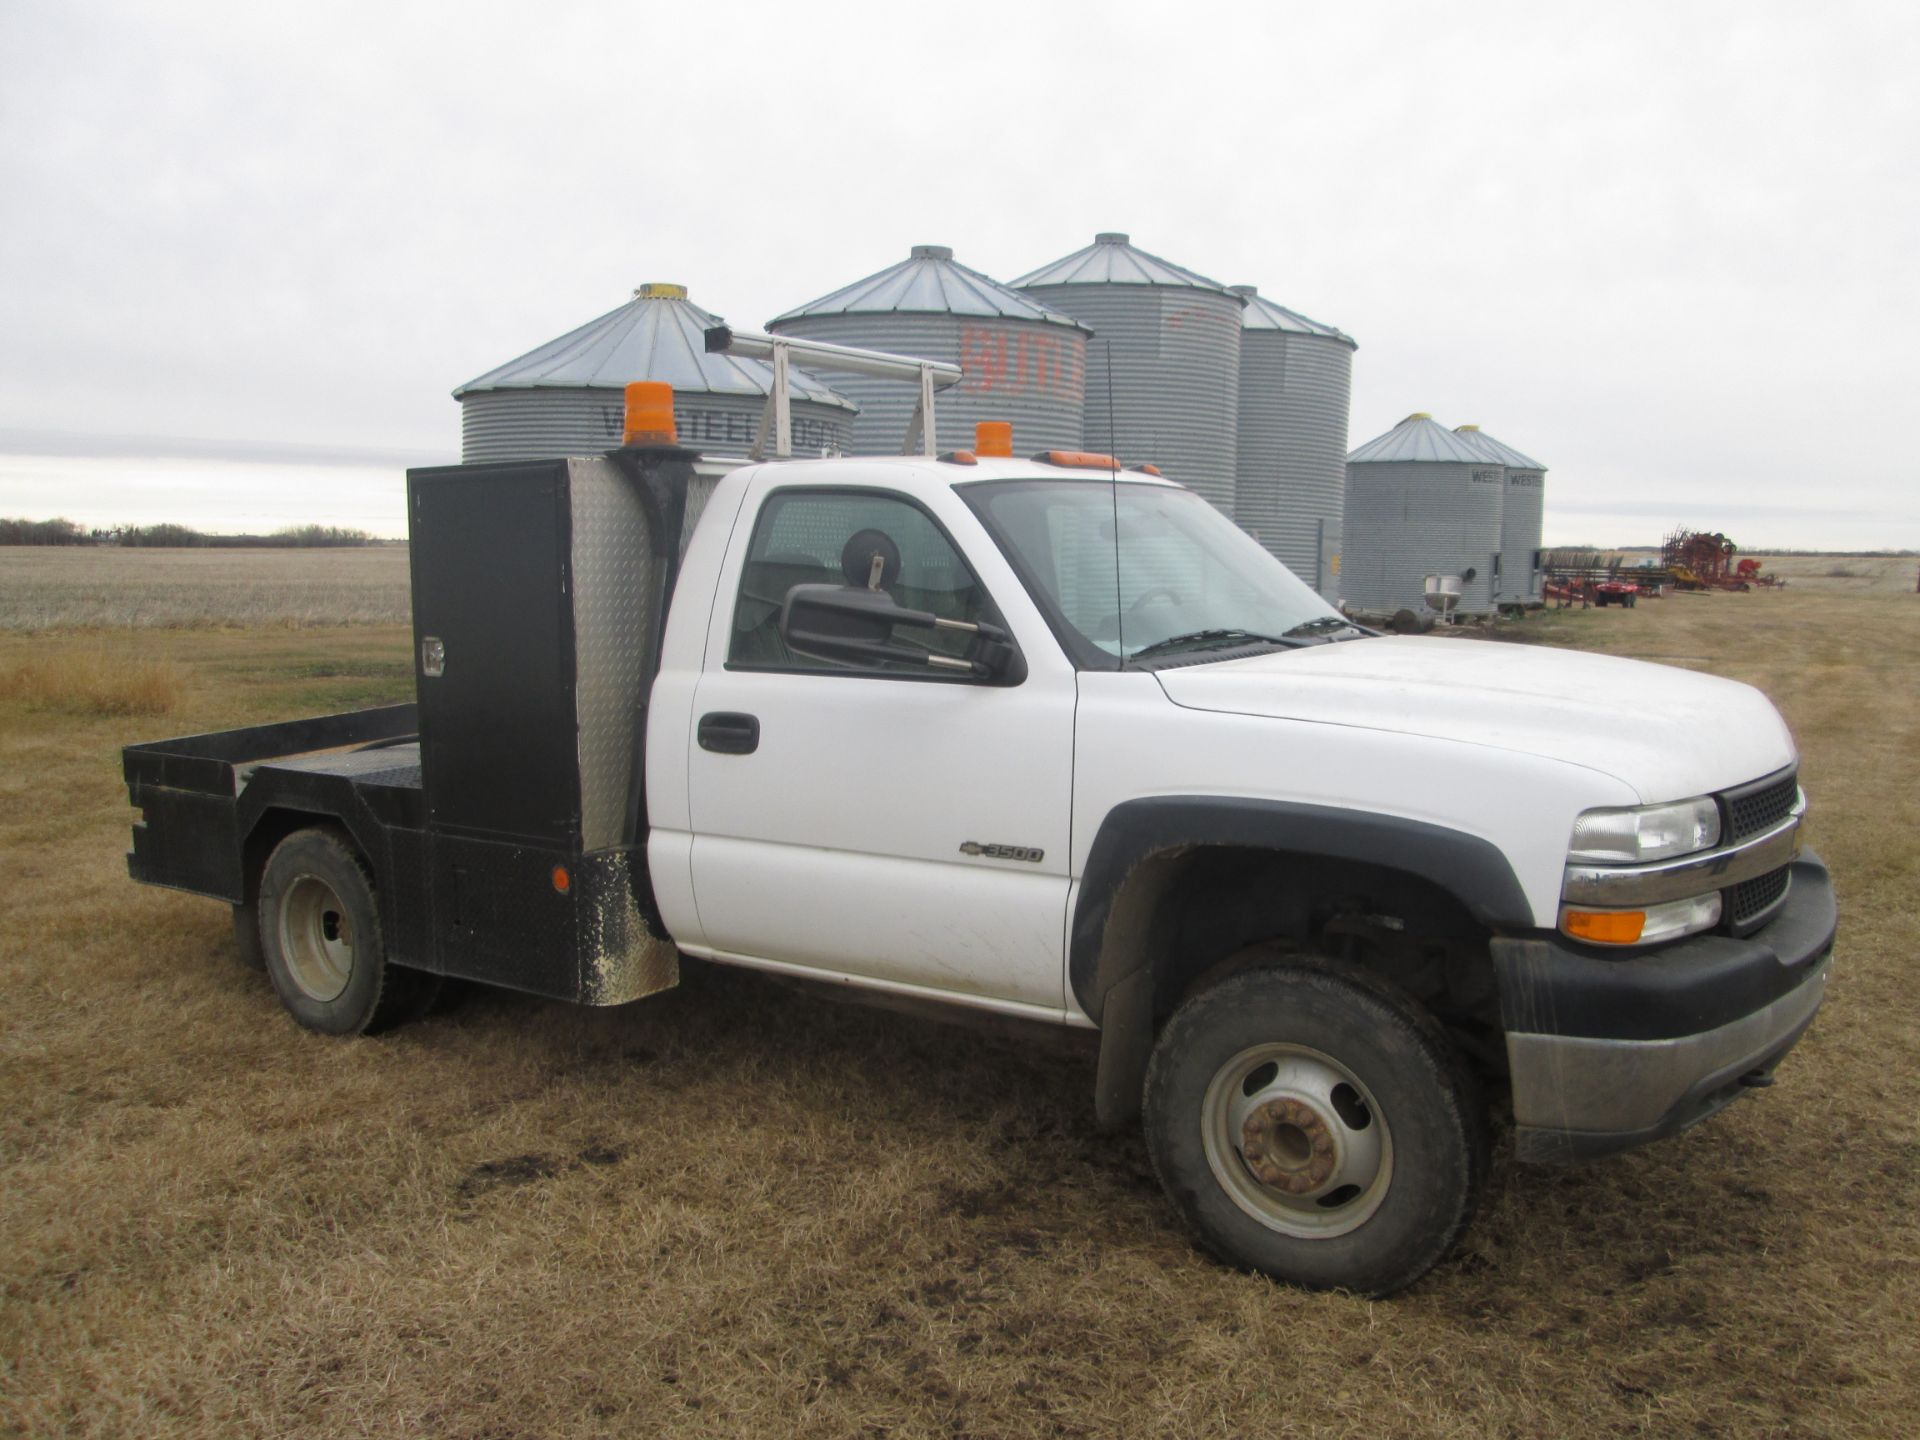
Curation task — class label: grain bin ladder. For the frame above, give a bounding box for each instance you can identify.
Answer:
[704,326,962,461]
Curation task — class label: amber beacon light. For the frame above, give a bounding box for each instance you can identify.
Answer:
[623,381,677,446]
[975,421,1013,458]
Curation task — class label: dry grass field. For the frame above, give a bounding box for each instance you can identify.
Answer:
[0,546,412,630]
[1745,553,1919,596]
[2,558,1916,1438]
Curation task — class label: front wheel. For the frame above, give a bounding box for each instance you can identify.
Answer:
[1143,961,1486,1296]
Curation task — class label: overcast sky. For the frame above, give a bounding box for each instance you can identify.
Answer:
[1,0,1914,547]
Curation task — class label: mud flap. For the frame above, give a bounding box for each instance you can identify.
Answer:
[1094,966,1155,1131]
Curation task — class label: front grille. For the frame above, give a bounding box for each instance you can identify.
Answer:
[1729,866,1791,926]
[1724,770,1799,841]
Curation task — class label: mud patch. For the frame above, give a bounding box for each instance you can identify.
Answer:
[458,1153,561,1200]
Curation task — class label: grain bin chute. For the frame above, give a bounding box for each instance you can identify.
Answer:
[1454,425,1548,604]
[454,283,857,464]
[767,245,1089,457]
[1229,284,1357,605]
[1012,233,1245,515]
[1342,413,1505,616]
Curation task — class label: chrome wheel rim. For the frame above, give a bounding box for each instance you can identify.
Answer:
[278,874,354,1002]
[1201,1042,1393,1238]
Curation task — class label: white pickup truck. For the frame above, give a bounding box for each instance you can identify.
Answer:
[123,367,1834,1297]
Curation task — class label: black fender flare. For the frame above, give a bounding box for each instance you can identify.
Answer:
[1073,796,1534,1129]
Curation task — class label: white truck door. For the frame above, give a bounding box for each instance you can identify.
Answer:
[684,476,1075,1011]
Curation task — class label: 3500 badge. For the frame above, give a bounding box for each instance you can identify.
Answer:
[959,841,1045,864]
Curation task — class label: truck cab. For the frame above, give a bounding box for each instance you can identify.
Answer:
[123,376,1834,1298]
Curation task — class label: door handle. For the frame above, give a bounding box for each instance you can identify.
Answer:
[697,711,760,755]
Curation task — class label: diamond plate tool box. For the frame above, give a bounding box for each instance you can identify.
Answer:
[123,448,704,1006]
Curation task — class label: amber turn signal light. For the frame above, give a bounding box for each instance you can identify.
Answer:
[551,865,571,895]
[623,381,677,446]
[1561,909,1645,945]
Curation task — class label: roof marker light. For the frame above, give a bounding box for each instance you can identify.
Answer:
[938,450,979,466]
[1034,449,1120,469]
[1135,463,1163,476]
[623,381,677,446]
[975,421,1013,458]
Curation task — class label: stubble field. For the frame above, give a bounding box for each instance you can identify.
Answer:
[0,545,411,630]
[1,549,1916,1438]
[1743,554,1917,595]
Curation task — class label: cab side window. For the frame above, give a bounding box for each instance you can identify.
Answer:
[728,490,992,673]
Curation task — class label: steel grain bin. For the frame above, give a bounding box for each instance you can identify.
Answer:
[1454,425,1548,603]
[1229,284,1356,603]
[1343,414,1505,616]
[769,245,1088,457]
[455,284,857,463]
[1013,233,1245,514]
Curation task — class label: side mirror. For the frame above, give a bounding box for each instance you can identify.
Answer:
[779,584,1017,680]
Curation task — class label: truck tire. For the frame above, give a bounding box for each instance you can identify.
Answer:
[1143,961,1486,1297]
[257,827,435,1035]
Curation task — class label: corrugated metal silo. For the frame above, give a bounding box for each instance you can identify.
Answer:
[767,245,1089,457]
[454,283,857,463]
[1229,284,1357,604]
[1454,425,1548,603]
[1343,413,1506,615]
[1012,233,1245,514]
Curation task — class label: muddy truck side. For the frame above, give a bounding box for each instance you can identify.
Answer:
[124,382,1834,1296]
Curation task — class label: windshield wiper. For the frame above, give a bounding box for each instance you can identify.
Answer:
[1127,628,1301,662]
[1282,616,1362,639]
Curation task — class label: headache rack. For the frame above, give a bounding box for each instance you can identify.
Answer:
[704,325,961,462]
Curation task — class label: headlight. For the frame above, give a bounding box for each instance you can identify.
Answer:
[1568,797,1720,864]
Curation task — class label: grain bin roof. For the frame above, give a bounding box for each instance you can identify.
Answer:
[1011,232,1235,293]
[771,246,1087,330]
[1453,424,1546,470]
[453,283,855,410]
[1348,413,1490,464]
[1229,285,1356,349]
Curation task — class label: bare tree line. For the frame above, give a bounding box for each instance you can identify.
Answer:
[1,517,391,547]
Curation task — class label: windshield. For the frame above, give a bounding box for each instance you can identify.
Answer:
[964,479,1353,668]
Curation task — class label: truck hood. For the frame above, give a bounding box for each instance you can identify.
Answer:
[1154,636,1795,802]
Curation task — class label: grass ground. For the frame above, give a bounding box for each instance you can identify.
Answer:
[1,565,1916,1438]
[0,546,411,629]
[1745,553,1919,595]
